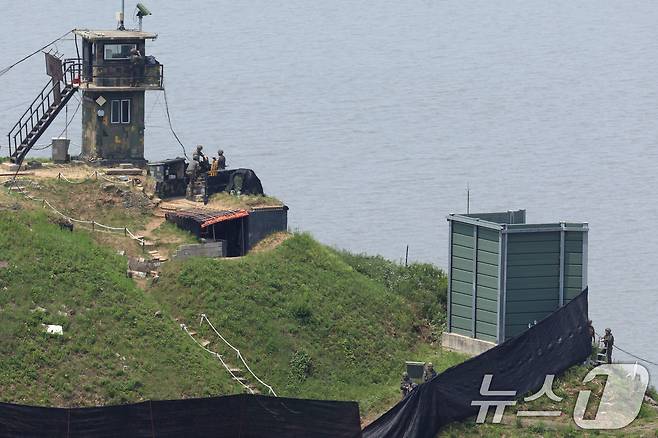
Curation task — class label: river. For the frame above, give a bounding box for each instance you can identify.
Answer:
[2,0,657,381]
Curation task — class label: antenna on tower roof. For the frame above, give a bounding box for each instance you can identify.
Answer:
[117,0,126,30]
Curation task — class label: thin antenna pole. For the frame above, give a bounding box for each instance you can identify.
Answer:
[466,183,470,214]
[118,0,126,30]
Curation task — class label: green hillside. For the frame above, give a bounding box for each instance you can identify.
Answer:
[0,207,463,415]
[0,210,240,407]
[153,233,465,414]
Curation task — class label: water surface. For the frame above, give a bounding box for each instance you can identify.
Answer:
[2,1,657,379]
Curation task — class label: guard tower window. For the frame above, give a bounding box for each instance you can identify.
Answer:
[104,44,137,60]
[111,99,131,124]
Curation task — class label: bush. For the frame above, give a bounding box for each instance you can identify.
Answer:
[336,252,447,324]
[289,297,313,325]
[288,350,313,384]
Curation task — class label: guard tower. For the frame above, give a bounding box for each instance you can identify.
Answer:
[72,28,163,166]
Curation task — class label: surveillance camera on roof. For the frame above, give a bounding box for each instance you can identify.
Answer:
[136,3,151,17]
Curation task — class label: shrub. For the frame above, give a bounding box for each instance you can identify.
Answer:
[288,350,313,384]
[289,298,313,325]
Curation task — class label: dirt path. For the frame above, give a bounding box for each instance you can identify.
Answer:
[142,215,165,240]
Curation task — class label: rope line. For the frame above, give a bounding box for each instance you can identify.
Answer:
[595,331,658,367]
[200,314,277,396]
[7,177,146,245]
[161,85,189,160]
[181,324,256,395]
[0,30,72,78]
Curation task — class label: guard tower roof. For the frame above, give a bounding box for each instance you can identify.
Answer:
[73,29,158,41]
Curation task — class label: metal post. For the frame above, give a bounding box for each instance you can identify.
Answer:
[582,229,588,291]
[559,224,565,307]
[241,218,245,255]
[119,0,126,30]
[472,225,478,338]
[497,230,502,343]
[405,245,409,267]
[447,220,453,333]
[498,229,508,343]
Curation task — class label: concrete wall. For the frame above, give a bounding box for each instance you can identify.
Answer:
[81,90,145,161]
[441,332,496,356]
[172,241,226,260]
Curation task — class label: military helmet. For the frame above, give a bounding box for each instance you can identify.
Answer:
[605,328,611,333]
[402,372,408,378]
[196,144,203,151]
[218,149,224,155]
[427,362,433,368]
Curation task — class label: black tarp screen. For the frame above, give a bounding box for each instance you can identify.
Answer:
[362,288,591,438]
[0,394,362,438]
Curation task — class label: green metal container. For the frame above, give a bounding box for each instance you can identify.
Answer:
[446,210,588,344]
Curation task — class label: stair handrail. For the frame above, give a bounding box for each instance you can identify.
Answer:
[7,59,81,158]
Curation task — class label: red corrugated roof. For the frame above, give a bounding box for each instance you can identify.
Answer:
[168,209,250,228]
[200,210,249,228]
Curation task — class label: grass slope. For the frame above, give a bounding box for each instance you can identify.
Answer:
[0,205,464,414]
[152,233,465,414]
[0,210,240,406]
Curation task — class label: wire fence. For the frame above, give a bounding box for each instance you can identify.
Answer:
[181,315,277,397]
[6,172,147,247]
[200,314,277,397]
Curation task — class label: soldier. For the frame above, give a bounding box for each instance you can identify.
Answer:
[193,145,210,172]
[129,47,144,86]
[186,159,199,183]
[209,150,225,177]
[587,320,595,346]
[217,149,226,170]
[400,372,417,398]
[209,157,218,177]
[423,362,437,383]
[603,328,614,363]
[192,144,204,162]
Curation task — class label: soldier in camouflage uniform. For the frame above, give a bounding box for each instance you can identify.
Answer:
[193,145,210,173]
[603,328,614,363]
[400,372,417,398]
[423,362,437,383]
[217,149,226,170]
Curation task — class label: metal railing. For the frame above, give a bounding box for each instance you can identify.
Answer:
[7,59,81,160]
[83,63,164,88]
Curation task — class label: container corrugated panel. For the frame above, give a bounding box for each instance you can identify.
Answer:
[475,227,499,342]
[564,231,584,302]
[505,232,560,338]
[447,211,588,344]
[449,222,474,337]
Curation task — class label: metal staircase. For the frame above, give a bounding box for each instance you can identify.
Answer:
[7,59,81,165]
